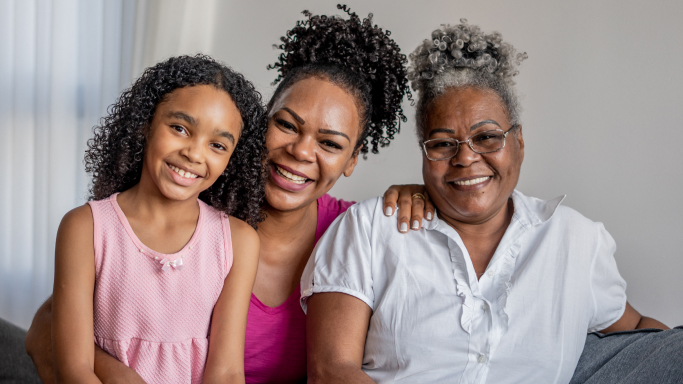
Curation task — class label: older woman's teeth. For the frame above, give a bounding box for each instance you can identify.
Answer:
[455,176,490,186]
[169,164,199,179]
[275,165,307,184]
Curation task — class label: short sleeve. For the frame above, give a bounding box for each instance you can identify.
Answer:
[588,223,627,332]
[315,194,356,244]
[300,200,377,314]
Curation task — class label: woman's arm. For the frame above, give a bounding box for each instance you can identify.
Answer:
[203,217,260,384]
[601,302,669,333]
[26,296,145,384]
[26,297,56,384]
[51,205,101,384]
[306,292,375,384]
[382,184,434,232]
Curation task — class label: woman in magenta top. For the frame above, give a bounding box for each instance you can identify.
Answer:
[25,5,432,384]
[245,194,354,383]
[242,7,422,382]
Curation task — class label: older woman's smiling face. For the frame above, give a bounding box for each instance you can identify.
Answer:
[422,87,524,226]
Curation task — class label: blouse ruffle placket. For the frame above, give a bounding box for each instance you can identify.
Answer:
[448,239,475,335]
[439,211,526,371]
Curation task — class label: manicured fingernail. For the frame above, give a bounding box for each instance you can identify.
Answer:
[385,206,393,216]
[412,220,419,230]
[426,212,433,220]
[400,222,408,232]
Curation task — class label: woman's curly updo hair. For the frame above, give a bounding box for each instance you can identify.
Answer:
[84,54,267,228]
[267,4,411,156]
[408,19,528,140]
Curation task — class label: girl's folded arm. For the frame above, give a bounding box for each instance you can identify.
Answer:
[25,295,145,384]
[203,217,260,384]
[94,346,147,384]
[51,205,102,384]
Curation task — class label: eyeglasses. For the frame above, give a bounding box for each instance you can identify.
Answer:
[421,125,519,161]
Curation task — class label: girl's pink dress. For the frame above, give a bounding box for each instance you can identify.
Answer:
[244,194,354,383]
[89,194,233,384]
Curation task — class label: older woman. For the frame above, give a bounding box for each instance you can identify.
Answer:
[302,20,673,383]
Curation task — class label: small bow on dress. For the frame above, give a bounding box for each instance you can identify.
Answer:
[159,257,184,271]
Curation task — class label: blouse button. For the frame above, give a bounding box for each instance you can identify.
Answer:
[487,270,494,277]
[481,303,489,312]
[477,353,487,363]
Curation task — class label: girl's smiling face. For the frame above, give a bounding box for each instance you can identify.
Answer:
[264,77,361,212]
[142,84,243,202]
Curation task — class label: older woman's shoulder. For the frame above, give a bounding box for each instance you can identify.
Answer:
[513,190,608,234]
[342,196,387,216]
[333,196,401,231]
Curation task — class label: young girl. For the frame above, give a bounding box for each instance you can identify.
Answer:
[51,55,267,384]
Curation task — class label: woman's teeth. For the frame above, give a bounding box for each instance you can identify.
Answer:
[454,176,490,186]
[169,164,199,179]
[275,165,307,184]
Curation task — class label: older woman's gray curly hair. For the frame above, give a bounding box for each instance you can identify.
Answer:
[408,19,528,140]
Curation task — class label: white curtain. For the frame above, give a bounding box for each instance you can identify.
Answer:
[0,0,137,329]
[0,0,219,329]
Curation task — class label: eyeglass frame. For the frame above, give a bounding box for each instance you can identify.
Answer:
[420,124,519,161]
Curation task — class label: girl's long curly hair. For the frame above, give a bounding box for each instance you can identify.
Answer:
[84,55,267,228]
[268,4,411,156]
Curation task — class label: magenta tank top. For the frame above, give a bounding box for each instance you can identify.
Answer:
[244,194,354,383]
[89,194,233,384]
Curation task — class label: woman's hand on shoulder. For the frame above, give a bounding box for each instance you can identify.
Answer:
[382,184,434,233]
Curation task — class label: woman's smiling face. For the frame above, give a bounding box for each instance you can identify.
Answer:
[265,77,361,212]
[142,84,243,202]
[422,87,524,226]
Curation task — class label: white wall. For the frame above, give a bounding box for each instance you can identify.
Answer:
[204,0,683,326]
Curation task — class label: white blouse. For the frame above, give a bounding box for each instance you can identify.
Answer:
[301,190,627,384]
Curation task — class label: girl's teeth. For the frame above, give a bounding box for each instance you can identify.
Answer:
[455,176,490,186]
[275,165,307,184]
[170,164,198,179]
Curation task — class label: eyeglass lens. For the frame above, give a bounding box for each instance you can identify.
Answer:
[424,130,506,160]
